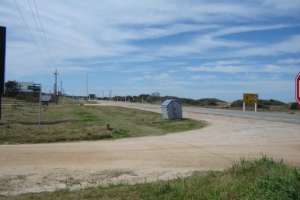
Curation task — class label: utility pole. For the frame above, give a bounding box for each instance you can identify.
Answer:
[0,26,6,120]
[86,73,89,100]
[38,84,41,128]
[60,80,63,95]
[53,69,58,104]
[109,90,112,100]
[60,80,64,104]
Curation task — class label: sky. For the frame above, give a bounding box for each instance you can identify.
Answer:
[0,0,300,102]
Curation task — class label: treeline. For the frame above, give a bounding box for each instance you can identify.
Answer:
[5,80,298,109]
[4,80,40,102]
[102,95,299,110]
[231,99,299,110]
[4,80,53,103]
[98,94,227,107]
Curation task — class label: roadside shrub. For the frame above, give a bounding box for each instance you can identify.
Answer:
[290,102,299,110]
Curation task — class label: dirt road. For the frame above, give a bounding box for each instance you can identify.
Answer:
[1,102,300,195]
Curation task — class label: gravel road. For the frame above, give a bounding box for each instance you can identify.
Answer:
[0,102,299,195]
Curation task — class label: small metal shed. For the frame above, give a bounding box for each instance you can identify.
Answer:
[41,94,52,105]
[161,99,182,120]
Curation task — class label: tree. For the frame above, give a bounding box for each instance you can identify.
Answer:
[290,102,299,110]
[151,92,160,97]
[4,81,19,97]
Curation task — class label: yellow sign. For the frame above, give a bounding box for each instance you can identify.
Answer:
[243,93,258,105]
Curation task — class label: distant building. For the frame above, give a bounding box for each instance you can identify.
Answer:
[17,82,41,93]
[88,94,96,100]
[161,99,182,120]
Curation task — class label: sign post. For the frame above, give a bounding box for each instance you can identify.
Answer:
[38,84,42,128]
[296,72,300,105]
[0,26,6,120]
[243,93,258,112]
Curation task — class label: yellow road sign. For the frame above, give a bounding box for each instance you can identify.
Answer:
[243,93,258,105]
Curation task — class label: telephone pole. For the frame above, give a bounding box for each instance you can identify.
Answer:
[60,80,63,95]
[53,69,58,104]
[86,73,89,100]
[109,89,112,100]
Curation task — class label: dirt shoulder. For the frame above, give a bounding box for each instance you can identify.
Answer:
[1,102,300,196]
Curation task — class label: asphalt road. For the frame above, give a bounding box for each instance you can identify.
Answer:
[118,102,300,124]
[184,106,300,124]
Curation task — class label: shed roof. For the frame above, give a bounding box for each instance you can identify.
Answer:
[161,99,180,106]
[41,94,51,102]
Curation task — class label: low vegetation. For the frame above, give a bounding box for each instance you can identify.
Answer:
[0,98,205,144]
[2,156,299,200]
[110,95,227,107]
[230,99,292,111]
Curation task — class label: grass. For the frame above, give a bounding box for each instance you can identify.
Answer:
[1,156,299,200]
[0,99,205,144]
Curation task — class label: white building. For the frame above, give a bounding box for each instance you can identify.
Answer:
[17,82,40,93]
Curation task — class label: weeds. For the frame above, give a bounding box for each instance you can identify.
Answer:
[3,156,299,200]
[0,104,205,144]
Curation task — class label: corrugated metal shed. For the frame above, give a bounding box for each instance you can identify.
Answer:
[161,99,182,120]
[41,94,52,102]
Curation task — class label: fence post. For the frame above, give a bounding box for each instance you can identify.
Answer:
[38,84,41,127]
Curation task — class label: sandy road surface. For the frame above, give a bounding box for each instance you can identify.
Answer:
[1,102,300,195]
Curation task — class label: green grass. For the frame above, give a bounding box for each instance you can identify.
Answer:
[0,100,205,144]
[2,156,299,200]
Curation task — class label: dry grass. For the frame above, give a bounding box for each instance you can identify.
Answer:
[2,156,299,200]
[0,98,205,144]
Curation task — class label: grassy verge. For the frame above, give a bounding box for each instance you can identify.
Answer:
[0,101,205,144]
[2,156,299,200]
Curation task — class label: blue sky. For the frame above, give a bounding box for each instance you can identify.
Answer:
[0,0,300,102]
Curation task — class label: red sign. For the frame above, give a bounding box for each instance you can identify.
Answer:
[296,72,300,104]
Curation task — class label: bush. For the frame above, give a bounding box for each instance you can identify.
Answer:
[4,81,18,97]
[290,103,299,110]
[8,157,300,200]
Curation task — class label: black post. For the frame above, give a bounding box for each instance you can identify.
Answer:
[0,26,6,120]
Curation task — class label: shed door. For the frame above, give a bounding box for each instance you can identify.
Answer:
[172,103,179,118]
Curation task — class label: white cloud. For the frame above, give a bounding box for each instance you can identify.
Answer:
[277,58,300,65]
[187,64,299,74]
[0,0,299,101]
[2,0,299,76]
[211,24,298,37]
[234,35,300,57]
[262,0,300,11]
[191,75,217,81]
[188,66,245,73]
[153,24,300,58]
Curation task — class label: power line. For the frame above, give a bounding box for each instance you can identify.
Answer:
[27,0,40,39]
[15,0,57,96]
[32,0,48,43]
[14,0,51,70]
[25,0,51,68]
[30,0,59,77]
[13,0,39,47]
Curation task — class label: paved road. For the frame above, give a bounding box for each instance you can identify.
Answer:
[185,106,300,124]
[0,102,299,195]
[116,102,300,124]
